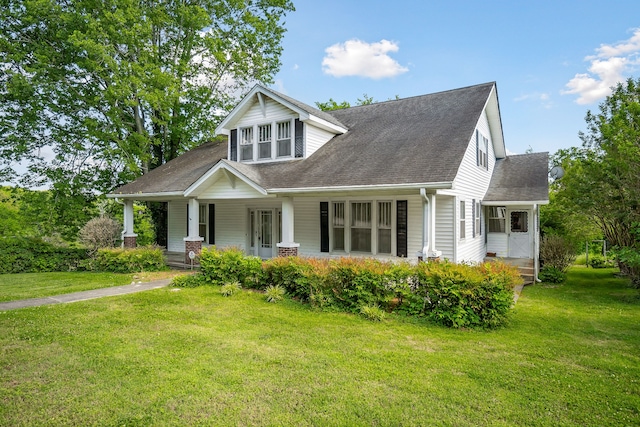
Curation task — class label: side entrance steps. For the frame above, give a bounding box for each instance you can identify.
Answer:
[485,257,535,285]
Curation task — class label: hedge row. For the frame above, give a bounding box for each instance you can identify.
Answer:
[190,247,522,329]
[0,237,88,273]
[0,238,167,274]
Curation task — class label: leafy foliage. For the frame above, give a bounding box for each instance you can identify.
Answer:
[199,247,263,287]
[540,234,576,272]
[171,273,207,288]
[359,304,386,322]
[91,246,166,273]
[201,248,522,328]
[78,216,122,255]
[0,237,88,273]
[220,281,242,297]
[264,284,286,303]
[538,266,567,284]
[0,0,294,239]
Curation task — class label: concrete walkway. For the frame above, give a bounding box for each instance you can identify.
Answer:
[0,279,172,311]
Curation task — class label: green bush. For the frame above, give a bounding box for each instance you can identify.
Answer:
[201,249,521,329]
[264,284,286,303]
[615,247,640,287]
[538,266,566,283]
[588,255,615,269]
[171,273,207,288]
[0,237,88,273]
[540,235,576,272]
[220,281,242,297]
[91,246,166,273]
[359,304,386,321]
[199,247,263,287]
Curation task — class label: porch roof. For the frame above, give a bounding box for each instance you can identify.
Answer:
[483,152,549,204]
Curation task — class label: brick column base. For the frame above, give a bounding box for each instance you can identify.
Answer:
[184,239,203,265]
[277,246,299,257]
[427,257,441,263]
[123,235,137,248]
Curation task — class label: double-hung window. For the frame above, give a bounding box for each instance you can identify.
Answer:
[488,207,507,232]
[460,201,466,239]
[277,121,291,157]
[351,202,371,252]
[258,124,271,159]
[477,131,488,169]
[377,201,392,254]
[240,127,253,161]
[332,202,345,251]
[475,200,481,236]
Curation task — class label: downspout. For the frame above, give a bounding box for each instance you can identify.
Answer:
[534,203,541,283]
[420,188,430,259]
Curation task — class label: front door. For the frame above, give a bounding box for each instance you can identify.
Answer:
[250,209,274,258]
[508,210,531,258]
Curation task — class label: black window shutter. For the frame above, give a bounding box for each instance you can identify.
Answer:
[230,129,238,161]
[472,199,476,237]
[186,204,189,235]
[320,202,329,252]
[396,200,408,257]
[294,119,304,158]
[208,204,215,245]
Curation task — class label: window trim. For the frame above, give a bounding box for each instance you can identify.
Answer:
[331,201,345,251]
[377,201,392,254]
[240,126,254,161]
[476,130,489,170]
[350,201,372,253]
[475,200,481,237]
[487,206,507,233]
[257,123,272,159]
[276,120,292,158]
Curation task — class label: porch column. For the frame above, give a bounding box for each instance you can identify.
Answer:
[428,194,442,261]
[122,199,137,248]
[277,197,300,257]
[184,198,204,264]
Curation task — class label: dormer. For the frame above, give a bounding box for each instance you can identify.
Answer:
[215,85,348,163]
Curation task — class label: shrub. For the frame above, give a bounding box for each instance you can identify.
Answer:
[78,216,121,255]
[538,266,566,283]
[92,246,166,273]
[171,273,207,288]
[264,284,285,303]
[327,257,394,312]
[588,255,615,269]
[0,237,88,273]
[262,256,328,301]
[359,304,386,322]
[540,235,576,272]
[199,247,263,287]
[220,281,242,297]
[615,247,640,287]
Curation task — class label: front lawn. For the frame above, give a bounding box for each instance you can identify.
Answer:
[0,270,187,302]
[0,267,638,426]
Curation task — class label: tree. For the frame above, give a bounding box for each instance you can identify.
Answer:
[552,77,640,270]
[315,93,381,112]
[0,0,294,241]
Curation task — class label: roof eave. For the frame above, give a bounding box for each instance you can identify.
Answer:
[267,181,454,194]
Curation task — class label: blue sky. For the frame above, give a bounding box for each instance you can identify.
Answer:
[271,0,640,156]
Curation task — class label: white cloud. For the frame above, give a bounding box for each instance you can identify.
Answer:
[514,92,552,109]
[322,39,409,79]
[563,29,640,104]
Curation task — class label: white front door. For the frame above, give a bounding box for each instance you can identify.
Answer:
[250,209,275,258]
[508,210,532,258]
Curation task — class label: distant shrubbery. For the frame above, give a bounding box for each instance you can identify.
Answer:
[89,246,167,273]
[0,237,88,273]
[174,247,522,329]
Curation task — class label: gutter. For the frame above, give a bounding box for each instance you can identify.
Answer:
[269,181,454,195]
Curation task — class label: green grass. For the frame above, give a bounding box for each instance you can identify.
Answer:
[0,271,188,302]
[0,267,639,426]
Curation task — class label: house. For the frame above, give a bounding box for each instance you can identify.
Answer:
[108,82,549,276]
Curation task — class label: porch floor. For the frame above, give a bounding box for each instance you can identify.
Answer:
[165,251,200,270]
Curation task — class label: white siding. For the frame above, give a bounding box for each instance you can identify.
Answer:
[487,233,508,257]
[305,124,337,157]
[199,176,267,199]
[213,200,249,251]
[406,195,423,259]
[435,196,454,261]
[235,98,294,127]
[293,197,322,257]
[167,201,187,252]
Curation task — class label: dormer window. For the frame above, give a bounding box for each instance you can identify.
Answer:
[277,121,291,157]
[240,127,254,161]
[258,124,271,159]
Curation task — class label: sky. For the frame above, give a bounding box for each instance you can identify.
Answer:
[270,0,640,156]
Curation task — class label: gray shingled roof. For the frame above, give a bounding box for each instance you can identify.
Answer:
[113,141,228,195]
[484,152,549,202]
[265,86,347,129]
[111,82,497,195]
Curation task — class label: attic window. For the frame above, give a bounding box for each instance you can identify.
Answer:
[477,131,488,170]
[258,124,271,159]
[240,127,253,161]
[277,121,291,157]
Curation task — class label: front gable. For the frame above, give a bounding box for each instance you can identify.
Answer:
[216,85,347,164]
